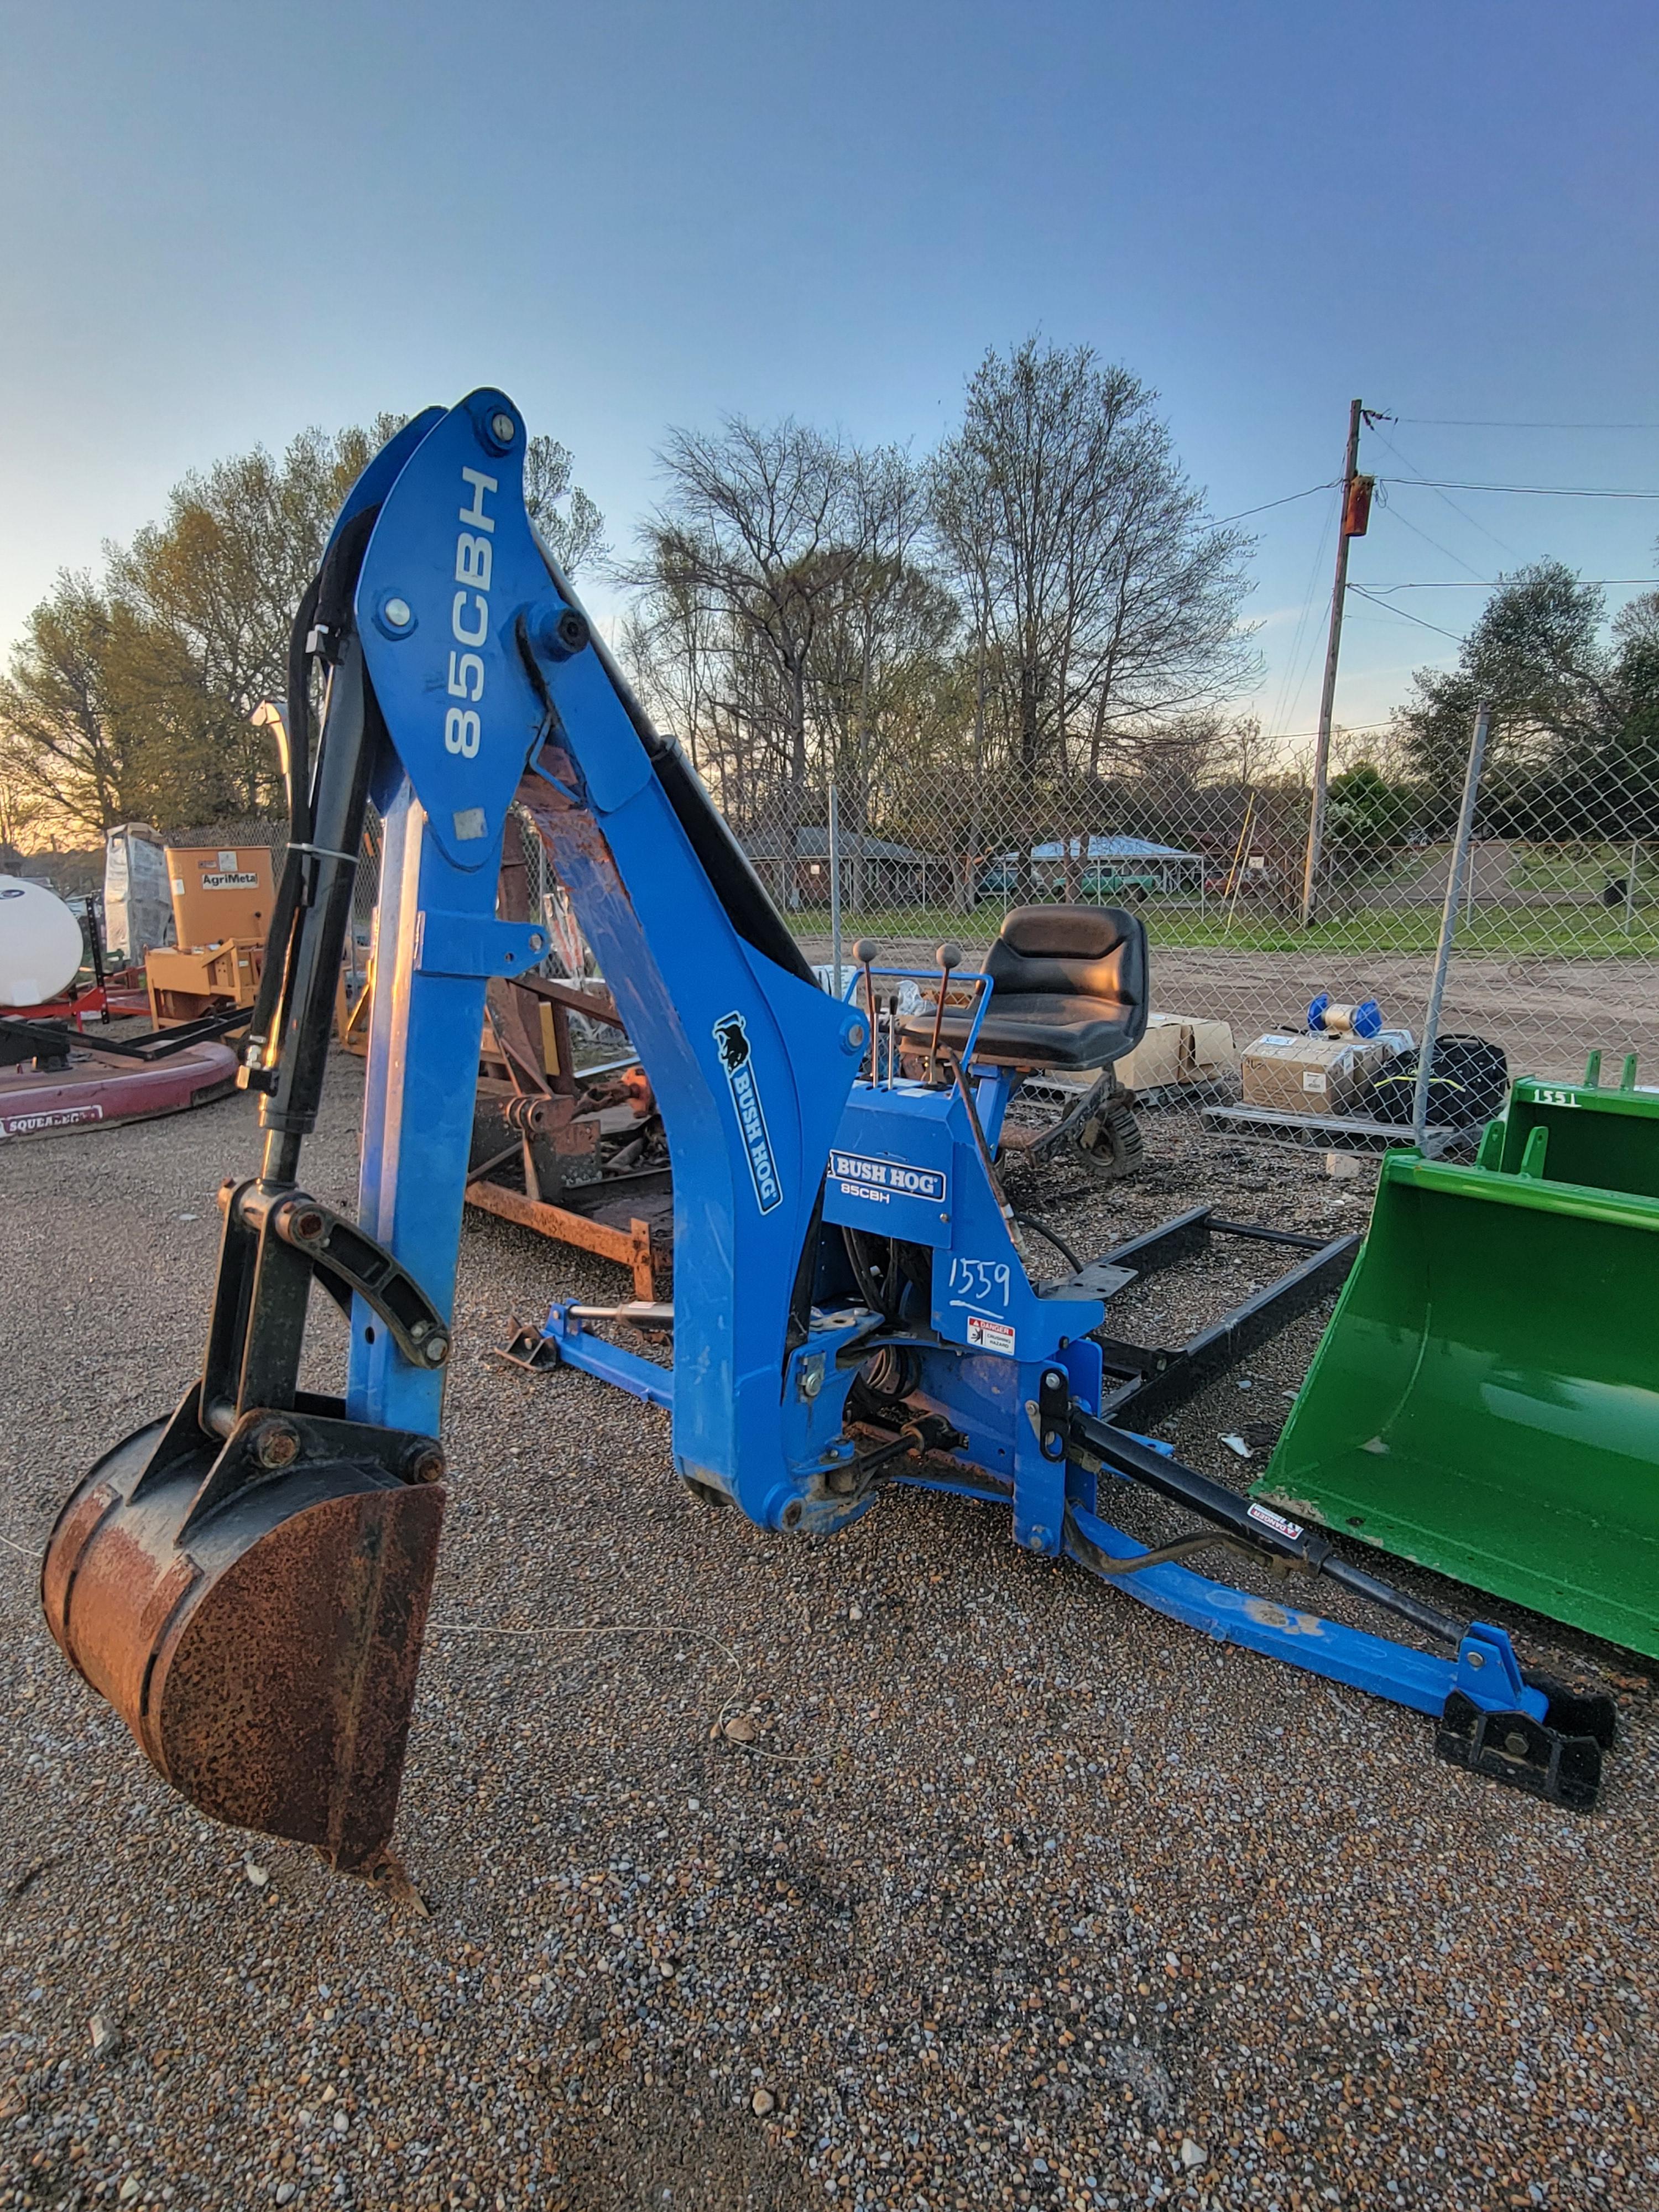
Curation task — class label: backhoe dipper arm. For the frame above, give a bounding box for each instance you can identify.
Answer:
[39,396,560,1871]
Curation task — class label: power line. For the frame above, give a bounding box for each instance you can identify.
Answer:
[1213,480,1339,526]
[1276,717,1394,740]
[1262,500,1337,746]
[1381,476,1659,499]
[1357,577,1659,591]
[1347,585,1465,643]
[1365,423,1521,559]
[1374,499,1490,581]
[1395,417,1659,431]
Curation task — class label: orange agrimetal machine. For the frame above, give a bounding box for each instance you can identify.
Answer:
[145,844,275,1026]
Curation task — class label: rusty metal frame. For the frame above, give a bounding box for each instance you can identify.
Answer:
[463,1176,660,1301]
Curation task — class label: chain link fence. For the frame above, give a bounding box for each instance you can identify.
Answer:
[184,734,1659,1096]
[743,753,1659,1091]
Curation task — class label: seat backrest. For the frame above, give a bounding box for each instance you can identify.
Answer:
[985,904,1148,1018]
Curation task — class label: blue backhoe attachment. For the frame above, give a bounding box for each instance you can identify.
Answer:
[41,394,1617,1872]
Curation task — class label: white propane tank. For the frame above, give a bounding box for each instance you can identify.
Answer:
[0,876,85,1006]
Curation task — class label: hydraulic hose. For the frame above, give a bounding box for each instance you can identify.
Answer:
[241,574,323,1083]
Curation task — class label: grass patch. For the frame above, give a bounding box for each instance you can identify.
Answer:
[787,900,1659,962]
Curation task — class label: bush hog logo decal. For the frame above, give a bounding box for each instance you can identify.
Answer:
[714,1012,782,1214]
[829,1150,947,1205]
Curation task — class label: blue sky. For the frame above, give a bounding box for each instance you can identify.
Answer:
[4,0,1657,759]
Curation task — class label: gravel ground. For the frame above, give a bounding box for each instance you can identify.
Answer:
[2,1065,1656,2212]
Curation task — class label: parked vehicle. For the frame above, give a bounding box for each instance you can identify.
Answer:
[1076,869,1157,903]
[974,863,1161,905]
[971,859,1023,904]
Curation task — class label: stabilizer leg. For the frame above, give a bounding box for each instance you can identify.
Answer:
[1063,1404,1618,1812]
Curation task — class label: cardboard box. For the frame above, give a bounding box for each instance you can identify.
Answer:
[165,844,275,950]
[1114,1013,1238,1093]
[1114,1013,1187,1092]
[1240,1031,1389,1116]
[145,939,264,1027]
[1182,1017,1236,1078]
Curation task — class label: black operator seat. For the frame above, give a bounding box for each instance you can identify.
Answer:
[902,904,1150,1072]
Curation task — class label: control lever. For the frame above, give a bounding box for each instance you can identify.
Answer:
[853,938,879,1084]
[927,941,962,1086]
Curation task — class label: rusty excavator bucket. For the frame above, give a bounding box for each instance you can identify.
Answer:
[39,421,465,1871]
[43,1395,445,1870]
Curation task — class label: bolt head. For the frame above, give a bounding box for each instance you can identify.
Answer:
[252,1421,300,1471]
[529,931,546,953]
[491,411,516,445]
[383,597,413,630]
[1467,1651,1485,1669]
[536,604,590,660]
[422,1334,451,1367]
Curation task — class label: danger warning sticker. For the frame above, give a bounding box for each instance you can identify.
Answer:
[1246,1500,1304,1542]
[966,1313,1016,1355]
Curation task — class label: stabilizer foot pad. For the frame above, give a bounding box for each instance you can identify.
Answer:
[1435,1688,1609,1812]
[496,1326,561,1372]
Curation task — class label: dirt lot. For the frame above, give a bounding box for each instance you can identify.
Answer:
[1150,948,1659,1088]
[2,1066,1656,2212]
[800,935,1659,1085]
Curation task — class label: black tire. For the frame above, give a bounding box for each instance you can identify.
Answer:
[1070,1095,1145,1183]
[1000,1071,1145,1186]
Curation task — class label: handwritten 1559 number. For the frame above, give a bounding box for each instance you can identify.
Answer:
[948,1258,1011,1308]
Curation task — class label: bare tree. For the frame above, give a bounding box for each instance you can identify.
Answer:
[624,418,870,905]
[930,338,1258,889]
[524,435,608,577]
[804,446,957,904]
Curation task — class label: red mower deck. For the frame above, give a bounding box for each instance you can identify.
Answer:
[0,1040,239,1139]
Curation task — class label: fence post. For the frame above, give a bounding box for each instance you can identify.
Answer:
[828,783,843,998]
[1413,700,1490,1151]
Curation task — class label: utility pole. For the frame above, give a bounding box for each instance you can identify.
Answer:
[1300,398,1366,927]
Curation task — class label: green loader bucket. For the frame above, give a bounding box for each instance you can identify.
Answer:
[1483,1052,1659,1197]
[1256,1063,1659,1660]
